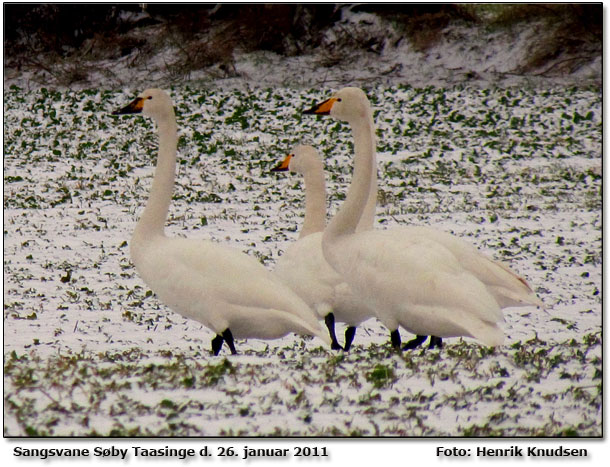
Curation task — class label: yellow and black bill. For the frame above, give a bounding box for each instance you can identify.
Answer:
[112,97,145,115]
[303,97,337,115]
[271,154,293,172]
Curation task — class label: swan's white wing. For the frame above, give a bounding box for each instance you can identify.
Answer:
[175,239,317,317]
[131,237,328,342]
[329,230,503,342]
[398,226,543,308]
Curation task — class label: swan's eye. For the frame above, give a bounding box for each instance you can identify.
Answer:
[337,98,342,102]
[147,96,153,100]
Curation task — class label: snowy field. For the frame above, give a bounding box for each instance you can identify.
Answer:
[3,83,601,437]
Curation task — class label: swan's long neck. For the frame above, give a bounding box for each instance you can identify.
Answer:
[134,113,178,240]
[299,159,327,238]
[325,112,376,242]
[356,121,377,233]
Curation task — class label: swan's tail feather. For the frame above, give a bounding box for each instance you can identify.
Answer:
[411,227,544,310]
[484,259,545,308]
[470,324,504,347]
[489,285,544,309]
[443,309,505,347]
[227,306,331,347]
[462,253,544,310]
[287,314,332,347]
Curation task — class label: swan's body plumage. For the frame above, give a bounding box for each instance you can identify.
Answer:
[305,87,542,349]
[274,233,336,318]
[274,231,375,327]
[113,89,329,354]
[324,228,504,346]
[272,146,374,350]
[131,235,325,340]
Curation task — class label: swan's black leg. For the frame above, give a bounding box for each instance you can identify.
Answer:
[390,329,401,349]
[222,328,237,355]
[428,336,443,349]
[402,335,428,350]
[324,313,343,350]
[211,334,224,356]
[343,326,357,352]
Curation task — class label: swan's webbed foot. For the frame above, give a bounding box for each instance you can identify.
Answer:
[211,329,237,355]
[428,336,443,349]
[402,335,428,350]
[343,326,357,352]
[324,313,343,351]
[390,329,401,349]
[211,334,224,356]
[222,328,237,355]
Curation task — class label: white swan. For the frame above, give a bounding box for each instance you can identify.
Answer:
[112,89,329,355]
[304,87,542,349]
[271,145,375,351]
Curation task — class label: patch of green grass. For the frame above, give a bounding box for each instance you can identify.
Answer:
[366,364,396,389]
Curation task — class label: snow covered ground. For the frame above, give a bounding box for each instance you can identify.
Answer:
[1,5,603,448]
[3,78,601,437]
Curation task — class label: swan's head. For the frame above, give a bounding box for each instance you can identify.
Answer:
[113,88,174,120]
[303,87,371,124]
[271,145,321,176]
